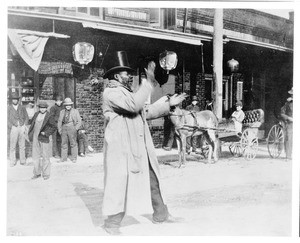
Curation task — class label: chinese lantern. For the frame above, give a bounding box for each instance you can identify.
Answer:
[72,42,95,68]
[159,51,178,74]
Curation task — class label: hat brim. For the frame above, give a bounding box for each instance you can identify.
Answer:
[103,66,135,79]
[64,102,73,105]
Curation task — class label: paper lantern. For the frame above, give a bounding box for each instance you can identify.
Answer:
[159,51,178,73]
[72,42,95,68]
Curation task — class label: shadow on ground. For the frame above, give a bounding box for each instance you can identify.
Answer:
[73,183,104,227]
[73,183,141,228]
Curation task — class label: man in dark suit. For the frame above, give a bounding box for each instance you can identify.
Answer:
[28,101,57,180]
[50,95,64,158]
[7,92,29,166]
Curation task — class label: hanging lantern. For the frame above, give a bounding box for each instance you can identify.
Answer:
[227,58,239,73]
[159,51,178,74]
[72,42,95,68]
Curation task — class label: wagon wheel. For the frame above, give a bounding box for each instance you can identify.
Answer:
[229,142,243,157]
[241,128,259,160]
[267,124,284,158]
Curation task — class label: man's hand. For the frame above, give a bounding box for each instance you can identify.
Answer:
[144,61,158,87]
[169,93,188,107]
[41,132,45,136]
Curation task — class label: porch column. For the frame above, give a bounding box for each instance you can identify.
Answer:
[213,9,223,120]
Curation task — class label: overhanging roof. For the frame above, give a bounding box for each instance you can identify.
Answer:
[82,21,203,46]
[225,35,293,53]
[8,9,206,46]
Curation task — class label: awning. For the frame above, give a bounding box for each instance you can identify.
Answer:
[8,29,70,71]
[225,35,293,53]
[82,21,203,46]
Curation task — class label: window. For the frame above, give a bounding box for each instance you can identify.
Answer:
[77,7,88,13]
[90,8,100,16]
[164,8,176,29]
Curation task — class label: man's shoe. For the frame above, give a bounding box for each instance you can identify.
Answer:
[71,160,77,163]
[53,155,60,159]
[43,176,50,180]
[102,226,121,235]
[31,175,41,180]
[57,159,66,163]
[79,153,85,157]
[162,146,171,151]
[152,214,183,224]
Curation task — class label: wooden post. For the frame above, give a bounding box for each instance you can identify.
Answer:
[213,9,223,120]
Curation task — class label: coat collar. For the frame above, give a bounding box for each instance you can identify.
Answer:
[108,79,132,92]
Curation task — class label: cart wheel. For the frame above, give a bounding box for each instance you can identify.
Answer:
[241,128,259,160]
[267,124,284,158]
[229,142,243,157]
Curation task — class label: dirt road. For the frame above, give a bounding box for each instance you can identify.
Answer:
[7,146,291,236]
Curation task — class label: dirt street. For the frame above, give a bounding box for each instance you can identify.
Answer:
[7,145,291,236]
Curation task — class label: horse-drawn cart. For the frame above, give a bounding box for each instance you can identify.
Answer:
[169,106,264,167]
[217,109,264,160]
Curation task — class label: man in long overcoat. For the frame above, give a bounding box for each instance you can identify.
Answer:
[102,51,186,235]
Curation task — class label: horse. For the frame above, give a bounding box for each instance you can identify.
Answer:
[169,106,219,168]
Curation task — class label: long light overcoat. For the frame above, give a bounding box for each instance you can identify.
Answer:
[102,79,170,216]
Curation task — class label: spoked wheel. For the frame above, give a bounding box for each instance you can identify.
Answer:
[229,142,243,157]
[267,124,284,158]
[241,128,259,160]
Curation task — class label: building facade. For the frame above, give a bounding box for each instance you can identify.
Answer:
[7,7,293,153]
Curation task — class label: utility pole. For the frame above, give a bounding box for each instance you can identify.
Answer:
[213,9,223,120]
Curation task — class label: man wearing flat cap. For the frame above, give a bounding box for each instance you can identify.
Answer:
[57,97,81,163]
[28,101,57,180]
[101,51,187,235]
[7,92,29,166]
[281,87,293,159]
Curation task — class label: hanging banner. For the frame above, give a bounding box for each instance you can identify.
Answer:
[7,28,70,71]
[38,62,73,75]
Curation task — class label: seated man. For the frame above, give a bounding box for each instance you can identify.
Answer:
[231,101,245,135]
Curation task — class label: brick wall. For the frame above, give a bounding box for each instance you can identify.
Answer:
[76,78,105,152]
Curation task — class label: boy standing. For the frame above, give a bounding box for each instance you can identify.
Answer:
[231,100,245,135]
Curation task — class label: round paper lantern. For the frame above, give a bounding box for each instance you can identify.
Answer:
[159,51,178,73]
[72,42,95,67]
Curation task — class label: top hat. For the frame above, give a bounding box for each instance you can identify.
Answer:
[103,51,135,79]
[192,96,198,101]
[288,87,293,95]
[236,100,243,107]
[9,92,19,99]
[63,97,73,105]
[38,101,48,108]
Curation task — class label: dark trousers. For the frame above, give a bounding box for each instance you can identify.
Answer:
[78,131,89,154]
[61,124,78,161]
[163,117,175,148]
[186,135,199,151]
[104,161,168,228]
[52,130,61,157]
